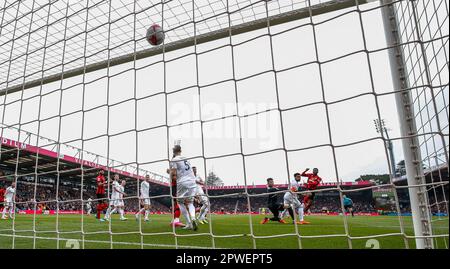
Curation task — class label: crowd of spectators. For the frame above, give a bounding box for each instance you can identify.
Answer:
[1,175,446,215]
[207,194,377,214]
[1,180,171,213]
[4,181,381,214]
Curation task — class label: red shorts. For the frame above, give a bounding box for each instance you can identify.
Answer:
[303,192,316,203]
[171,183,177,197]
[96,193,106,203]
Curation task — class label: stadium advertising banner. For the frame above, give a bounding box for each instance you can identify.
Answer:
[372,187,396,211]
[18,210,83,215]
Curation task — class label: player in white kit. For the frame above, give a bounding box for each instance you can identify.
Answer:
[135,174,152,222]
[169,145,198,231]
[86,198,93,216]
[281,173,309,224]
[116,180,127,220]
[104,175,127,221]
[283,186,302,224]
[1,182,16,220]
[192,167,209,224]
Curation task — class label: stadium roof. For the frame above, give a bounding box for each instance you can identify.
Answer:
[392,163,449,186]
[1,125,169,187]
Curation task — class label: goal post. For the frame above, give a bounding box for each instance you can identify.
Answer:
[380,0,434,249]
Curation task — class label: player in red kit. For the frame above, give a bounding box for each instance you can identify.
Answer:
[167,169,185,227]
[0,184,5,213]
[301,168,322,213]
[96,169,109,221]
[0,172,5,212]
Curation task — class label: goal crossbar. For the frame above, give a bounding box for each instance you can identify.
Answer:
[0,0,372,96]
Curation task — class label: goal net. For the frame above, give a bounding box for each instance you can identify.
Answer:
[0,0,448,249]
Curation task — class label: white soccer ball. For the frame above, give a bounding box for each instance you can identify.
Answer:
[146,24,165,46]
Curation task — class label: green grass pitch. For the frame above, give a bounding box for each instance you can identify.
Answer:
[0,214,448,249]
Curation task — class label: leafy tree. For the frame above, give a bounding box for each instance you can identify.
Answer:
[355,174,390,184]
[206,171,224,186]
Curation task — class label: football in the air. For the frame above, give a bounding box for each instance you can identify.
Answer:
[146,24,165,46]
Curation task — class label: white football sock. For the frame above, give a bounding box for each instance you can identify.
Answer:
[178,203,191,225]
[198,204,206,220]
[144,210,150,220]
[298,206,304,222]
[109,207,118,218]
[105,206,112,218]
[199,204,209,220]
[187,203,196,221]
[2,207,7,218]
[119,208,125,218]
[280,209,288,219]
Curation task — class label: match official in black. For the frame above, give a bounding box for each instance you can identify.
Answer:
[261,178,286,224]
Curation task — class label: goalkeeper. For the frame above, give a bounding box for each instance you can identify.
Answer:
[343,195,355,217]
[261,178,286,224]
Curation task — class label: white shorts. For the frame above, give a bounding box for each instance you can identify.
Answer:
[4,201,13,207]
[141,197,151,206]
[283,192,302,208]
[198,194,209,204]
[110,198,124,207]
[177,180,197,202]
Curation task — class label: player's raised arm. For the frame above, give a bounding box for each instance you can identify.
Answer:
[301,168,310,176]
[169,167,177,177]
[168,160,177,178]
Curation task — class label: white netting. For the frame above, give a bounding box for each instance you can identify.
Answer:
[0,0,448,249]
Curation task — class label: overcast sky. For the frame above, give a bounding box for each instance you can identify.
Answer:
[0,0,448,186]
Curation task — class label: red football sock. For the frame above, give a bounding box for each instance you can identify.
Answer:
[303,196,310,204]
[303,196,312,212]
[174,202,181,219]
[97,203,106,219]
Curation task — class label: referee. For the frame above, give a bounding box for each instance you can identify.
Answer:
[261,178,286,224]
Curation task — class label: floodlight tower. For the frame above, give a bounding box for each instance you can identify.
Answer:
[374,119,396,175]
